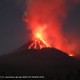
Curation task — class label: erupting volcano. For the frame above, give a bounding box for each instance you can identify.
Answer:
[27,24,51,49]
[23,0,78,57]
[25,24,73,57]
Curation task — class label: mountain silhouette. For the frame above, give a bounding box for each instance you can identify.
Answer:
[0,43,80,79]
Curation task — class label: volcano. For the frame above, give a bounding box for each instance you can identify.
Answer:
[0,42,80,79]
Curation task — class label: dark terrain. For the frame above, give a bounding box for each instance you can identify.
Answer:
[0,44,80,79]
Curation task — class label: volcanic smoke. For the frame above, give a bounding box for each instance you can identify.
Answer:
[23,0,80,57]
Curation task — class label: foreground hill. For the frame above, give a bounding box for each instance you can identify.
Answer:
[0,46,80,79]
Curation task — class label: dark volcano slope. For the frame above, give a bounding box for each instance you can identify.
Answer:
[0,47,80,79]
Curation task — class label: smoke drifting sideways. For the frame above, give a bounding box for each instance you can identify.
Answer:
[23,0,80,57]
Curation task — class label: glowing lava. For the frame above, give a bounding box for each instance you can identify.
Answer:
[28,25,51,49]
[28,38,48,49]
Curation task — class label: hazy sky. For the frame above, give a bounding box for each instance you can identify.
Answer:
[0,0,80,55]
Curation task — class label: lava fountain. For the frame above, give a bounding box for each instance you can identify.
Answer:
[28,24,51,49]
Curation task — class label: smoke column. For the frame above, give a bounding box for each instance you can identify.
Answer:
[24,0,80,56]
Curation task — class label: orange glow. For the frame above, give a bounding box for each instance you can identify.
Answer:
[36,33,41,39]
[69,54,74,57]
[28,25,51,49]
[34,24,51,47]
[24,0,75,57]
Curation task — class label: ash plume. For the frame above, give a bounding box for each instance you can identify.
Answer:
[24,0,80,56]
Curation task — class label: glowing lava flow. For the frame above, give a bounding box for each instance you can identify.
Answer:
[28,38,47,49]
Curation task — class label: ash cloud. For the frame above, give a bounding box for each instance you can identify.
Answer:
[24,0,80,56]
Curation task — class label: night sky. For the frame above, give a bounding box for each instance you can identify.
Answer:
[0,0,80,55]
[0,0,28,55]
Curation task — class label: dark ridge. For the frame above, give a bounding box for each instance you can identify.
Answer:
[0,45,80,79]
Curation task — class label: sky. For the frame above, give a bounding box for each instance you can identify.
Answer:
[0,0,28,55]
[0,0,80,55]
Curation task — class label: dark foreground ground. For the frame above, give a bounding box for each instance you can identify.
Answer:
[0,47,80,79]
